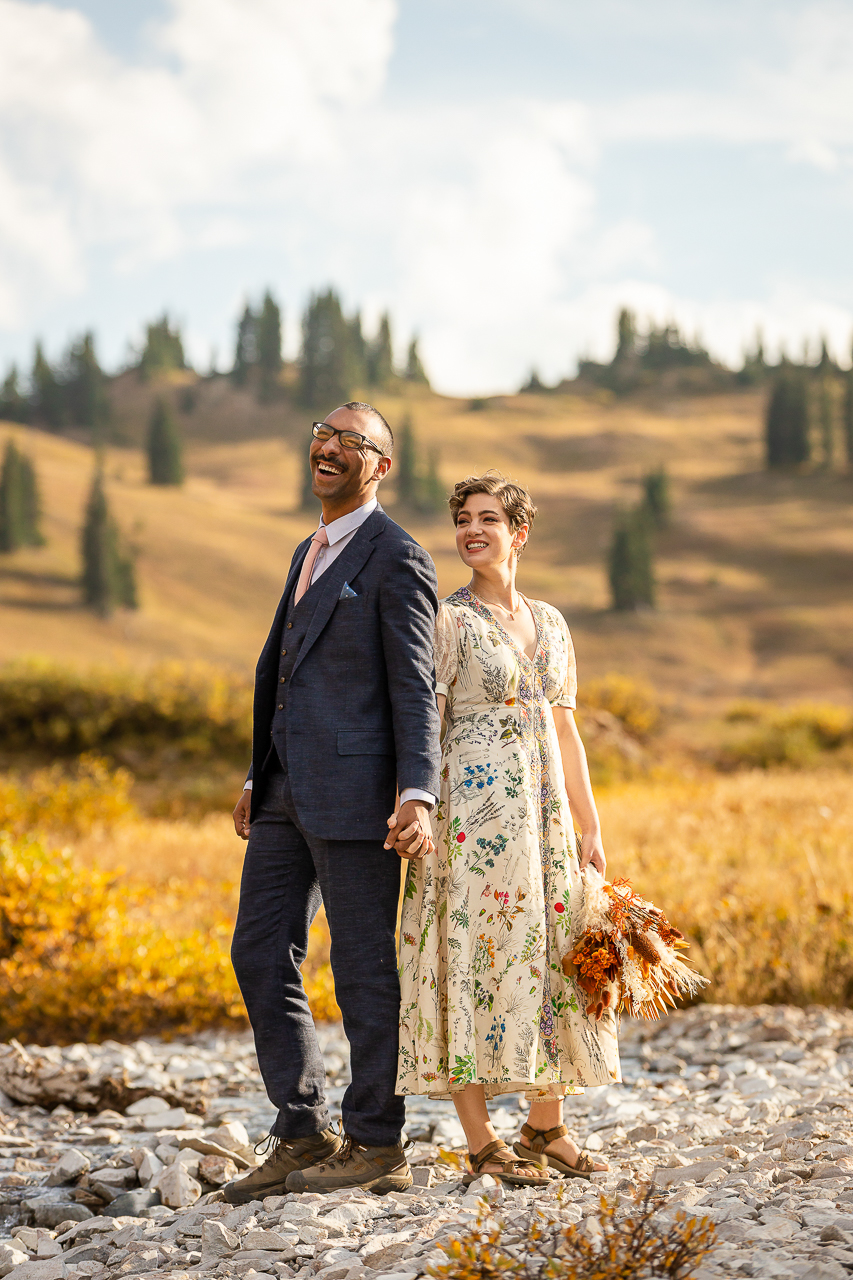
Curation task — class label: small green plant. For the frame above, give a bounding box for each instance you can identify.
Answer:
[642,466,671,528]
[579,674,662,740]
[429,1184,716,1280]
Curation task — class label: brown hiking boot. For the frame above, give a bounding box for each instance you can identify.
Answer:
[222,1128,342,1204]
[285,1133,412,1195]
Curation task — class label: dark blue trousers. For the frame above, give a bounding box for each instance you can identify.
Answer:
[230,765,405,1146]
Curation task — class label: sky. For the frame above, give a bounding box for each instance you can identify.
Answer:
[1,0,852,394]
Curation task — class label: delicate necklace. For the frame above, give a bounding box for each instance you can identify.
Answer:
[470,586,521,621]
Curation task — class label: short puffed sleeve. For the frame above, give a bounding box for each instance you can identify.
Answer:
[434,602,458,698]
[550,611,577,709]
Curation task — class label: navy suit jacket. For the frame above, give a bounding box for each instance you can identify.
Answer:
[247,506,442,841]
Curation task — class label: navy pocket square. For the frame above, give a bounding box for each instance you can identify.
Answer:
[339,582,359,599]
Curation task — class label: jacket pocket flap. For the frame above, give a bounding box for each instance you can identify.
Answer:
[337,730,394,756]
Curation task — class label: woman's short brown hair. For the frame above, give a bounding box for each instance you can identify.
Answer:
[448,471,537,536]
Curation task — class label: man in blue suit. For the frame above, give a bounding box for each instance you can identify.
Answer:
[225,402,442,1200]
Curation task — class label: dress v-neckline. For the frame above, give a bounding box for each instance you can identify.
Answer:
[459,586,541,663]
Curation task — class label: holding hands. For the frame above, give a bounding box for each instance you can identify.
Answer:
[385,799,435,860]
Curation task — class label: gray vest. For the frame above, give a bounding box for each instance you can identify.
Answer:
[268,580,321,770]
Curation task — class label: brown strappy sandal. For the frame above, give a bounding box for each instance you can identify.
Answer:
[512,1123,596,1179]
[462,1138,552,1188]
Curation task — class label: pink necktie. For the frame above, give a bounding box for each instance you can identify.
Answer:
[293,526,329,604]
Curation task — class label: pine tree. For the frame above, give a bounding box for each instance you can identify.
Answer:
[256,290,283,401]
[19,453,44,546]
[421,447,445,514]
[765,365,810,468]
[232,304,258,387]
[147,398,184,485]
[608,506,655,611]
[0,440,25,551]
[81,468,137,615]
[404,337,430,386]
[818,373,836,468]
[347,312,368,388]
[64,332,109,433]
[0,441,44,551]
[0,366,28,423]
[138,315,186,379]
[844,364,853,469]
[395,416,419,509]
[31,342,64,430]
[367,313,394,387]
[299,289,354,410]
[642,466,671,528]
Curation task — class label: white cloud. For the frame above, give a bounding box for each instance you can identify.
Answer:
[0,0,851,391]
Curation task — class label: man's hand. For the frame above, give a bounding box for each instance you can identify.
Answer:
[233,790,251,840]
[385,800,434,860]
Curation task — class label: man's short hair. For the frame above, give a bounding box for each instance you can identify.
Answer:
[343,401,394,457]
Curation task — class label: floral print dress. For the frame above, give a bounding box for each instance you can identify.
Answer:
[396,587,621,1100]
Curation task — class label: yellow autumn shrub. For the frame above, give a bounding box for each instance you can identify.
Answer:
[719,701,853,769]
[0,833,338,1043]
[578,673,662,740]
[0,754,136,838]
[0,658,252,758]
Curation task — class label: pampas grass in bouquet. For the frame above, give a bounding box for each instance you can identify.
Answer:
[564,839,709,1020]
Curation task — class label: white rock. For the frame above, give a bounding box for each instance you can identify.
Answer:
[141,1106,187,1130]
[242,1229,299,1251]
[125,1096,171,1117]
[210,1121,251,1153]
[46,1150,90,1187]
[0,1245,29,1278]
[157,1159,203,1207]
[137,1151,164,1184]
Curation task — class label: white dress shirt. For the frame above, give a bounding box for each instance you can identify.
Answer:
[246,496,436,810]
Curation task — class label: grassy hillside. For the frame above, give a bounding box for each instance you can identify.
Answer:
[1,380,852,712]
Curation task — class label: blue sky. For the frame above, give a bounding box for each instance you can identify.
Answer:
[1,0,851,392]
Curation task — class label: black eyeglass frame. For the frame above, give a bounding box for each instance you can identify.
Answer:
[311,422,387,458]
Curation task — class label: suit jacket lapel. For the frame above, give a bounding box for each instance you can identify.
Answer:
[292,508,387,675]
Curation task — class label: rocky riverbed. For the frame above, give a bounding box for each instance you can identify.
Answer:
[3,1005,853,1280]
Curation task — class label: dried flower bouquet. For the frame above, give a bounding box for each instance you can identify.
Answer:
[563,847,709,1020]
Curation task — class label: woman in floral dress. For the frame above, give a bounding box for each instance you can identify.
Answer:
[395,473,620,1185]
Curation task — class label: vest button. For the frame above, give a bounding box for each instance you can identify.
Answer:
[279,676,286,683]
[286,622,293,629]
[277,704,283,710]
[281,649,287,656]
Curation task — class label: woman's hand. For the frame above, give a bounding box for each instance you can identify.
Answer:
[578,830,606,876]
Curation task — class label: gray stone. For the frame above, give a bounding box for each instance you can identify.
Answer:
[652,1160,728,1188]
[627,1124,658,1142]
[157,1160,202,1208]
[4,1260,68,1280]
[104,1189,162,1218]
[32,1205,93,1229]
[45,1151,90,1187]
[200,1218,240,1266]
[0,1245,28,1279]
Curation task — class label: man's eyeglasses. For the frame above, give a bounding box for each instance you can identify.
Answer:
[312,422,387,457]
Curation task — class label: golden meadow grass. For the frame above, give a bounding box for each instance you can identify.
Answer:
[2,745,852,1041]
